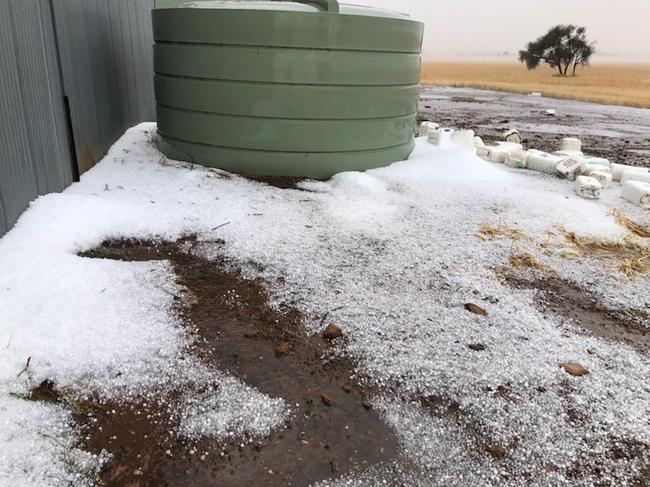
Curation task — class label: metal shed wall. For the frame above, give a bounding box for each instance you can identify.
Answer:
[0,0,156,237]
[0,0,75,236]
[52,0,156,173]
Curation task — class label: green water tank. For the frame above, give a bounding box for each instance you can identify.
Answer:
[152,0,424,179]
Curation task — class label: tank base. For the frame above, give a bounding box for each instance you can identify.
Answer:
[157,136,414,180]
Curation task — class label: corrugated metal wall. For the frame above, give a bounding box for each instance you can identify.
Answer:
[0,0,75,236]
[52,0,156,173]
[0,0,156,237]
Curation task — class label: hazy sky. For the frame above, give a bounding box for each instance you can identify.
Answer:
[350,0,650,62]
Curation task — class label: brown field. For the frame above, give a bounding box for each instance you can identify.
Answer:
[421,62,650,109]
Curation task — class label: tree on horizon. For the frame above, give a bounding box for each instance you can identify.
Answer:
[519,25,596,77]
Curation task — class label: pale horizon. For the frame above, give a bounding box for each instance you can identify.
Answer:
[350,0,650,63]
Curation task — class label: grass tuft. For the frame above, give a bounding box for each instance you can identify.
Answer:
[509,252,546,270]
[557,227,650,278]
[478,220,530,242]
[612,209,650,239]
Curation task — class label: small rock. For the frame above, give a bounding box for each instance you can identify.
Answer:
[464,303,487,316]
[362,400,372,410]
[275,341,290,356]
[468,343,486,351]
[321,393,333,406]
[485,445,506,459]
[561,362,589,377]
[244,330,259,339]
[342,384,352,393]
[323,324,343,340]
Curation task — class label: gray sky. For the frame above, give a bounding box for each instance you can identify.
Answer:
[351,0,650,62]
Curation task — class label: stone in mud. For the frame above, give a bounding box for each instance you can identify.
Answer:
[465,303,487,316]
[362,400,372,410]
[485,445,506,459]
[468,343,486,351]
[321,393,333,407]
[275,341,290,356]
[561,362,590,377]
[244,330,259,339]
[323,324,343,340]
[342,384,352,393]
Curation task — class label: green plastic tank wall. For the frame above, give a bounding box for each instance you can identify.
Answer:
[152,0,424,178]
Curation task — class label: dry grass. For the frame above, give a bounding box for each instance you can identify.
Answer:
[558,227,650,278]
[421,62,650,109]
[480,215,650,278]
[509,252,546,270]
[479,222,545,271]
[612,209,650,239]
[478,221,530,242]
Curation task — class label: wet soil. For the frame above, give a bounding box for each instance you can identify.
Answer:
[497,269,650,485]
[72,239,398,486]
[419,86,650,167]
[248,175,307,189]
[500,270,650,355]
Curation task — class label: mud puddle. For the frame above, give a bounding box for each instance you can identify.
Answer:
[71,238,398,486]
[501,270,649,354]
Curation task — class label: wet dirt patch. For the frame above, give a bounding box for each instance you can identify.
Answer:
[247,175,307,189]
[500,270,650,354]
[72,238,399,486]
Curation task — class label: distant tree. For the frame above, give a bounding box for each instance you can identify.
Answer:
[519,25,596,77]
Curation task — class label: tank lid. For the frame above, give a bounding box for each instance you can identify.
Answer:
[172,1,411,20]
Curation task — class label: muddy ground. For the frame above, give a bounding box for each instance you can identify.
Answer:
[418,86,650,167]
[26,238,643,486]
[71,239,398,487]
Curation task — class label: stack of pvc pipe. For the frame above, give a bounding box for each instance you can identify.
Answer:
[622,181,650,208]
[419,121,440,137]
[526,151,565,174]
[575,176,602,199]
[504,150,529,169]
[584,168,613,188]
[428,128,455,148]
[583,156,611,169]
[555,150,584,158]
[503,129,522,144]
[556,158,586,180]
[477,142,523,163]
[451,129,476,153]
[611,163,647,182]
[621,169,650,184]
